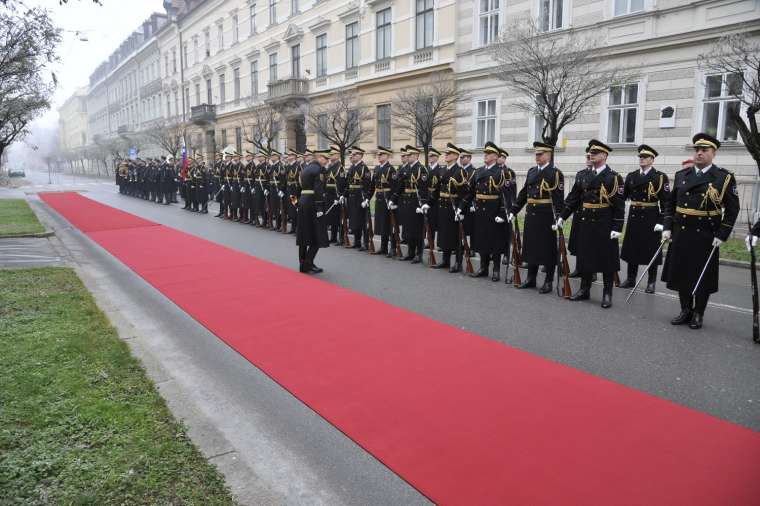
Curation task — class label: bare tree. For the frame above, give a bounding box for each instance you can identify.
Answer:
[305,88,370,165]
[699,31,760,175]
[242,104,281,152]
[142,120,188,158]
[490,17,634,150]
[393,73,467,166]
[0,6,61,169]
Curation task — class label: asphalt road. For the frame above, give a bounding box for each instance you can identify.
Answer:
[8,168,760,502]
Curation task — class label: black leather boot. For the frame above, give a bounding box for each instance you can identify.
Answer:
[620,264,637,289]
[432,251,451,269]
[688,313,703,329]
[539,277,553,294]
[491,256,501,282]
[570,275,591,301]
[645,266,657,294]
[601,278,613,308]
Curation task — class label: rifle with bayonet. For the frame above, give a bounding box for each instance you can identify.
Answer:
[748,209,759,343]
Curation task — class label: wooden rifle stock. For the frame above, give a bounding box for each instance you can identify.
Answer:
[341,204,350,246]
[460,221,474,274]
[512,220,523,287]
[426,216,436,266]
[280,192,288,233]
[614,271,621,287]
[389,208,403,257]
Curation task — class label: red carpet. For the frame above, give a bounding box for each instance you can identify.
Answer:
[41,192,760,505]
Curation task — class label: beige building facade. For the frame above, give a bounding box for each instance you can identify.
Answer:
[58,87,89,152]
[454,0,760,202]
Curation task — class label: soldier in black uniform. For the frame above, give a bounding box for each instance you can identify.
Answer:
[196,155,209,213]
[372,146,397,257]
[394,146,429,264]
[662,133,739,329]
[433,143,469,272]
[497,147,517,269]
[458,148,476,252]
[426,148,444,249]
[297,149,330,274]
[220,151,233,219]
[619,145,670,293]
[285,149,301,233]
[324,149,346,243]
[212,152,224,216]
[252,150,269,226]
[229,152,242,221]
[346,146,372,250]
[511,142,565,293]
[569,148,593,277]
[558,139,625,308]
[240,151,254,224]
[268,150,284,230]
[462,142,510,281]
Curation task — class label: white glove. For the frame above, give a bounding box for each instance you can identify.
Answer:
[470,205,476,212]
[333,199,339,206]
[454,209,464,222]
[495,216,505,224]
[421,204,430,214]
[264,190,269,196]
[361,199,369,208]
[745,235,758,252]
[552,217,564,231]
[662,230,671,241]
[278,191,284,198]
[507,213,515,223]
[316,211,324,218]
[610,231,621,240]
[712,237,723,248]
[339,196,346,205]
[416,207,424,214]
[653,224,664,232]
[388,202,398,210]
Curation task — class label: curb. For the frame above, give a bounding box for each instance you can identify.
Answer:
[0,230,55,239]
[720,258,750,270]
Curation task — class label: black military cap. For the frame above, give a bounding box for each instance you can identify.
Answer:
[497,146,509,158]
[533,141,554,153]
[377,146,393,156]
[692,132,720,150]
[405,145,420,154]
[587,139,612,154]
[637,144,658,158]
[483,141,499,154]
[444,142,461,155]
[428,147,441,157]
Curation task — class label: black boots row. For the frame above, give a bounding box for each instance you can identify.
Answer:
[619,264,658,293]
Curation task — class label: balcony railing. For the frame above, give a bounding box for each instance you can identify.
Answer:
[414,49,433,64]
[117,124,129,134]
[266,78,309,104]
[190,104,217,125]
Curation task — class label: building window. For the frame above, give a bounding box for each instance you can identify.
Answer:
[415,0,434,50]
[193,38,199,64]
[614,0,644,16]
[166,94,171,117]
[195,83,201,106]
[204,30,211,57]
[377,104,391,147]
[233,67,241,103]
[206,78,213,104]
[317,113,329,149]
[539,0,565,31]
[219,74,226,104]
[164,54,169,76]
[172,47,177,73]
[217,23,224,51]
[475,99,497,146]
[346,22,359,69]
[250,3,257,34]
[291,44,301,77]
[221,128,228,148]
[702,72,742,142]
[269,0,277,25]
[316,34,327,77]
[251,60,259,97]
[232,14,239,43]
[376,8,392,60]
[235,127,243,154]
[184,87,190,115]
[269,53,278,82]
[174,91,179,118]
[607,83,638,144]
[291,0,298,15]
[479,0,499,46]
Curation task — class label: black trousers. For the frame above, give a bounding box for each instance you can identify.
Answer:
[299,245,320,267]
[528,264,555,281]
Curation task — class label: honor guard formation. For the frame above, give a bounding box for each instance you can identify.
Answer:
[116,132,750,332]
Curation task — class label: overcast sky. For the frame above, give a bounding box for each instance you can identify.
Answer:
[34,0,162,128]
